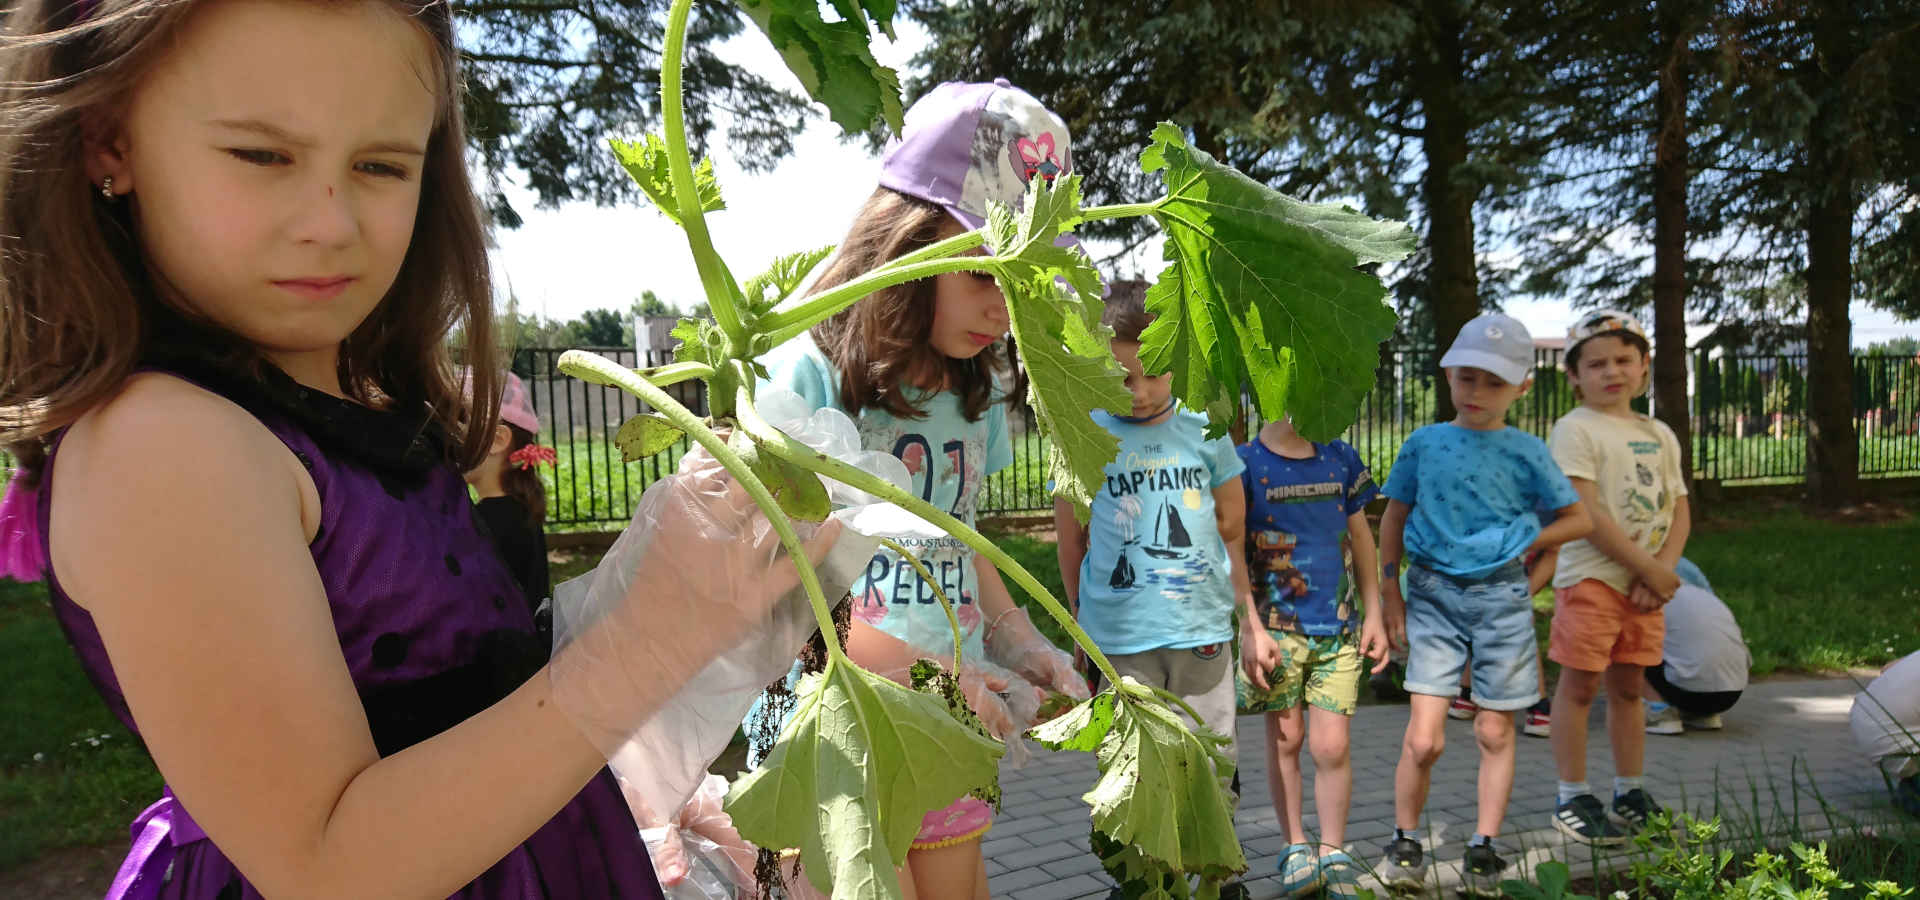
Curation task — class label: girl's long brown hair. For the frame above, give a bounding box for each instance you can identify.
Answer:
[808,188,1023,423]
[0,0,501,483]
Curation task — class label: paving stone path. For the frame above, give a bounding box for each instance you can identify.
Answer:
[984,677,1901,899]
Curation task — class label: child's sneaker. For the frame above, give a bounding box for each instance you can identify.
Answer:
[1377,835,1426,892]
[1554,794,1628,845]
[1682,712,1725,730]
[1645,702,1684,735]
[1611,788,1667,833]
[1460,843,1510,898]
[1523,699,1552,738]
[1275,843,1321,898]
[1318,849,1364,899]
[1448,696,1478,720]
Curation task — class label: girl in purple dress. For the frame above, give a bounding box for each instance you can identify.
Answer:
[0,2,833,897]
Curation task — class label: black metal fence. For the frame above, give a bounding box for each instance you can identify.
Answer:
[3,348,1915,527]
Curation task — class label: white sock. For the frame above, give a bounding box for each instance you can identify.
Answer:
[1615,775,1643,798]
[1558,781,1590,805]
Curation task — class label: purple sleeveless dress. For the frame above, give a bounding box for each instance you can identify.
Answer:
[36,360,665,900]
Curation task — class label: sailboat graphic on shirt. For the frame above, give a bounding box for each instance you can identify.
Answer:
[1108,495,1143,590]
[1143,499,1193,559]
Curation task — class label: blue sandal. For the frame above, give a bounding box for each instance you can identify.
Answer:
[1318,849,1363,899]
[1276,842,1322,899]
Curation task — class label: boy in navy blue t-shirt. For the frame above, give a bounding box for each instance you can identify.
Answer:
[1238,416,1387,898]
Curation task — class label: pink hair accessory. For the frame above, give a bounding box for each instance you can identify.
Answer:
[510,444,557,470]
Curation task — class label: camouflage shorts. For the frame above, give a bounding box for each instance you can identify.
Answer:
[1237,630,1362,716]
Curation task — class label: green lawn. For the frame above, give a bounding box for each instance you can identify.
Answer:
[1684,503,1920,675]
[0,578,162,872]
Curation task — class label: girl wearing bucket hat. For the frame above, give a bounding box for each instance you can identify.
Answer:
[743,79,1093,900]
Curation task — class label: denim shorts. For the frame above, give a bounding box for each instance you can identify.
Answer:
[1403,561,1542,711]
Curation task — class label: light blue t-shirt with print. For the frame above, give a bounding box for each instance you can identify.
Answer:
[760,333,1014,661]
[1381,423,1580,579]
[1077,407,1245,655]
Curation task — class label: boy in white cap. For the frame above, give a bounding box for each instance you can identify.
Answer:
[1376,314,1593,896]
[1545,309,1691,846]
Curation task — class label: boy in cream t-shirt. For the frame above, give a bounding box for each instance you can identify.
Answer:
[1546,309,1691,846]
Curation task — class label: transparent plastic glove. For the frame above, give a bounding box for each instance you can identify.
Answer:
[956,663,1017,741]
[993,667,1046,770]
[551,414,902,820]
[623,771,756,894]
[986,607,1091,701]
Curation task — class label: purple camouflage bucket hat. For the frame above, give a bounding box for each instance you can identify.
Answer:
[878,78,1078,242]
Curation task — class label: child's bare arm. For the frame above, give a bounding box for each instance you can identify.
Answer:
[1378,498,1411,649]
[1526,546,1560,596]
[1052,496,1088,616]
[1655,494,1691,566]
[1211,478,1253,610]
[1346,509,1381,618]
[1567,478,1680,597]
[1531,500,1593,552]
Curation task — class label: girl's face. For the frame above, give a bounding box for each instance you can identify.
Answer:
[91,0,438,392]
[926,249,1010,361]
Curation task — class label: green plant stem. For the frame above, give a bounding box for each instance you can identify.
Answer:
[760,201,1164,349]
[878,538,963,674]
[660,0,745,346]
[555,350,843,659]
[1142,684,1208,734]
[759,255,1003,349]
[733,400,1125,691]
[634,361,715,388]
[1079,201,1163,222]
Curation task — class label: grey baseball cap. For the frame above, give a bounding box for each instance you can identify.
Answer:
[878,78,1077,242]
[1440,313,1536,384]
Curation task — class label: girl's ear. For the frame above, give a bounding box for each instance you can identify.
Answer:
[490,424,513,455]
[81,111,134,194]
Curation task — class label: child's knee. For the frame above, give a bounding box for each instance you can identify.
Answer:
[1558,671,1603,706]
[1308,727,1350,768]
[1474,712,1514,754]
[1401,729,1444,768]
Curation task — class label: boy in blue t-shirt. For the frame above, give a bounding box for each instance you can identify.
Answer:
[1375,313,1593,897]
[1237,416,1387,898]
[1053,286,1251,763]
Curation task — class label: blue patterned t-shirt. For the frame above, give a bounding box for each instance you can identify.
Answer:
[1381,423,1580,579]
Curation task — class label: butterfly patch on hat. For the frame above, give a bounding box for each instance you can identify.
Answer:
[960,89,1073,223]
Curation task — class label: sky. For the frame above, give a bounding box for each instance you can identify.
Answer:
[485,23,1920,351]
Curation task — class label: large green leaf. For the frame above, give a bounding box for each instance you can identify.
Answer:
[1030,679,1245,890]
[614,413,685,462]
[609,134,725,225]
[726,663,1004,900]
[985,175,1129,515]
[1138,122,1413,442]
[735,0,906,135]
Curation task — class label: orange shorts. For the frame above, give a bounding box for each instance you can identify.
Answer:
[1549,579,1664,672]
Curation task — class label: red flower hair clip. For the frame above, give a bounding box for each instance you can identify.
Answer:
[509,444,557,470]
